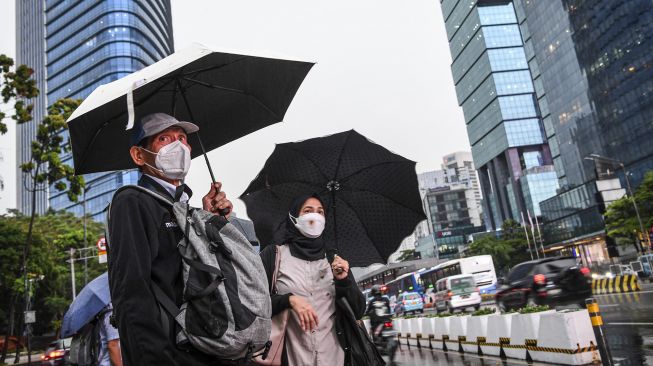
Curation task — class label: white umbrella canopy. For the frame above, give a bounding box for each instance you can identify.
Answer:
[67,43,314,177]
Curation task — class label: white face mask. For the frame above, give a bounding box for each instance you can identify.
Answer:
[290,212,326,238]
[142,140,191,180]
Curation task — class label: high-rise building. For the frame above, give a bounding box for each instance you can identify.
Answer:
[522,0,653,257]
[439,0,559,231]
[417,152,485,259]
[16,0,48,215]
[17,0,175,220]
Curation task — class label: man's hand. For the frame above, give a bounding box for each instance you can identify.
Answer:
[202,182,232,217]
[289,295,319,332]
[107,339,122,366]
[331,255,350,281]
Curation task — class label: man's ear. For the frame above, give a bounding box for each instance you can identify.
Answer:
[130,146,146,167]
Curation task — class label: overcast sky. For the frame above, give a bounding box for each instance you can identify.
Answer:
[1,0,470,217]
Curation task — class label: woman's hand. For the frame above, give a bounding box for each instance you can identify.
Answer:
[289,295,319,332]
[202,182,232,217]
[331,255,350,281]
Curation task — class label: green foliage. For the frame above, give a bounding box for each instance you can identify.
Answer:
[518,304,550,314]
[472,307,496,316]
[396,249,416,262]
[0,54,39,133]
[20,98,84,202]
[0,211,106,335]
[466,219,533,273]
[605,171,653,250]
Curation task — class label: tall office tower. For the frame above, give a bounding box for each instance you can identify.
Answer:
[523,0,653,255]
[16,0,49,215]
[417,152,485,259]
[17,0,175,220]
[440,0,559,231]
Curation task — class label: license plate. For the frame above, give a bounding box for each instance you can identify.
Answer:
[461,295,470,299]
[382,330,398,337]
[548,289,562,295]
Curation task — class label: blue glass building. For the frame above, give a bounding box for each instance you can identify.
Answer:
[42,0,174,220]
[523,0,653,254]
[440,0,559,230]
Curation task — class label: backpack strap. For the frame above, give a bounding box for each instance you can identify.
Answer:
[271,246,281,294]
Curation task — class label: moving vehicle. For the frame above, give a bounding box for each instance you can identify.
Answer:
[495,257,592,311]
[41,338,72,366]
[393,292,424,315]
[384,273,423,299]
[371,315,398,366]
[420,255,498,295]
[433,274,481,313]
[638,254,653,277]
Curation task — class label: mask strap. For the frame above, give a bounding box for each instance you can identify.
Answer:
[288,213,298,225]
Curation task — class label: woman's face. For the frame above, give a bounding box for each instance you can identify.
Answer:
[299,197,325,217]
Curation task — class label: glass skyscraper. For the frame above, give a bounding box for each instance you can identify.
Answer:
[524,0,653,251]
[17,0,174,220]
[16,0,48,215]
[440,0,558,230]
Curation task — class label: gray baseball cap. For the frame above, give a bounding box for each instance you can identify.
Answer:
[131,113,199,146]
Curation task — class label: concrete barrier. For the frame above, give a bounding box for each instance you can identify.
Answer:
[592,275,640,294]
[419,317,435,348]
[445,315,469,353]
[463,314,490,354]
[408,318,422,347]
[529,310,601,365]
[481,313,516,357]
[505,310,555,360]
[432,317,451,350]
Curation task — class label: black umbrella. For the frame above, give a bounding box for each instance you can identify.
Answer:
[66,44,314,178]
[240,130,426,267]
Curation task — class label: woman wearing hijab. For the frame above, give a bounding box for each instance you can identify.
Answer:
[259,194,366,366]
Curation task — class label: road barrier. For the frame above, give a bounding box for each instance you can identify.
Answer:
[394,307,601,365]
[592,274,640,294]
[586,298,613,365]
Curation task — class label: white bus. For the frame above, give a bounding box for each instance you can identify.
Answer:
[419,255,497,295]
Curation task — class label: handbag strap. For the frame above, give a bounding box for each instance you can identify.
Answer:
[271,245,281,294]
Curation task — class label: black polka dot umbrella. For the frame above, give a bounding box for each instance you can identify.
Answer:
[240,130,426,267]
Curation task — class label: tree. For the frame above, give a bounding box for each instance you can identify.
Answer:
[604,171,653,253]
[0,211,106,329]
[9,99,84,362]
[396,249,416,262]
[0,54,38,133]
[466,220,532,274]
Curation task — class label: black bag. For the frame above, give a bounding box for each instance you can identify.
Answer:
[68,307,111,366]
[336,298,385,366]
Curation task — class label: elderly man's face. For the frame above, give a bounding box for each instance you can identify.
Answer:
[145,126,191,153]
[129,126,192,183]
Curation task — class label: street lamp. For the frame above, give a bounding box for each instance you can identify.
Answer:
[82,183,94,285]
[585,154,651,254]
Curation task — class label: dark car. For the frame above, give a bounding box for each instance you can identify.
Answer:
[495,257,592,311]
[41,338,71,366]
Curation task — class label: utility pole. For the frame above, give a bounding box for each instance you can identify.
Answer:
[70,248,76,300]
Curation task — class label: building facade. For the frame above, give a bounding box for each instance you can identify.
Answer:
[416,152,485,259]
[16,0,49,215]
[523,0,653,256]
[440,0,559,231]
[17,0,175,220]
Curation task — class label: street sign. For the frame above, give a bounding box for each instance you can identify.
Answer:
[97,237,107,251]
[97,237,107,264]
[24,310,36,324]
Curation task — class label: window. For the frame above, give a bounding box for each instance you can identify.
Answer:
[508,263,534,282]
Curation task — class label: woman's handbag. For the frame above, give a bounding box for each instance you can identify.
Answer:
[254,246,288,365]
[336,297,386,366]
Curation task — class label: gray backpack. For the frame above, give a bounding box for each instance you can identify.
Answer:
[107,185,272,361]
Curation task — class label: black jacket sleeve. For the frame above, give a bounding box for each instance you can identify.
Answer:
[259,245,292,316]
[107,192,180,366]
[335,271,366,320]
